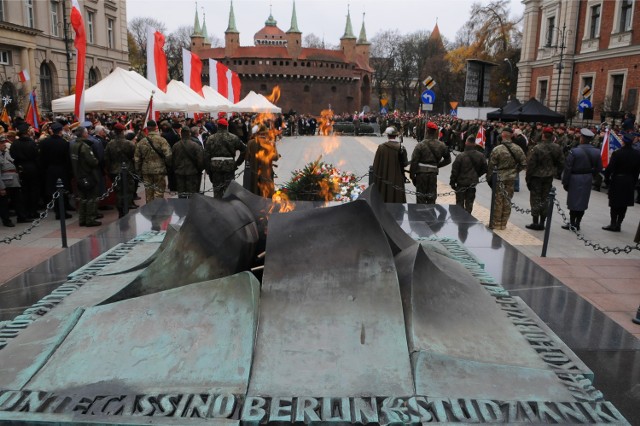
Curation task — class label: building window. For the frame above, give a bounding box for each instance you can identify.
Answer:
[582,76,593,96]
[610,74,624,111]
[40,62,53,109]
[25,0,34,28]
[107,18,114,48]
[50,1,59,36]
[619,0,633,32]
[546,16,555,46]
[331,86,337,93]
[589,4,601,39]
[88,68,98,87]
[303,85,310,92]
[538,79,549,106]
[87,10,95,44]
[260,84,267,91]
[0,50,10,65]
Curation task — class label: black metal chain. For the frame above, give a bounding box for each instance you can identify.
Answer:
[1,192,58,244]
[68,174,121,202]
[369,170,487,199]
[552,198,640,254]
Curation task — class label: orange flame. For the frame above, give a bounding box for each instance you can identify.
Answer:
[266,86,281,104]
[318,109,334,136]
[270,190,295,213]
[254,135,278,198]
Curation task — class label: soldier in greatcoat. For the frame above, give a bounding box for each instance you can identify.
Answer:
[172,126,204,198]
[561,128,602,231]
[525,127,564,230]
[410,122,451,204]
[104,123,136,218]
[38,122,73,220]
[602,133,640,232]
[487,127,526,230]
[372,126,408,203]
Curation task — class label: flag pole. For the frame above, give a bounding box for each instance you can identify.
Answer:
[135,92,155,141]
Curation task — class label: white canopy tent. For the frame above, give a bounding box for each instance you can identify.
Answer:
[51,68,187,113]
[165,80,221,113]
[231,91,281,114]
[201,85,234,112]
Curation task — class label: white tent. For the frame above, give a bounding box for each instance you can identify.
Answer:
[232,91,281,114]
[51,68,187,113]
[165,80,221,113]
[201,85,234,112]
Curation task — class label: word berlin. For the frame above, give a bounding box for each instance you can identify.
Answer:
[0,391,627,424]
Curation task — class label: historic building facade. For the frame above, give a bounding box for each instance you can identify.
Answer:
[191,1,372,114]
[517,0,640,122]
[0,0,129,115]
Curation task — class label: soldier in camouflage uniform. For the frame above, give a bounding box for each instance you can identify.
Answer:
[104,123,136,218]
[450,135,488,213]
[528,123,543,151]
[525,127,564,230]
[487,127,527,230]
[172,126,205,198]
[134,120,172,204]
[70,127,101,226]
[204,118,246,198]
[410,122,451,204]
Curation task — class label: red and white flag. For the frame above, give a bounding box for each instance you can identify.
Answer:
[146,27,168,92]
[18,69,30,83]
[182,48,203,96]
[475,126,486,148]
[208,59,241,103]
[70,0,86,121]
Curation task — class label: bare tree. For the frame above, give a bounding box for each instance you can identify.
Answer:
[303,33,323,49]
[371,30,402,109]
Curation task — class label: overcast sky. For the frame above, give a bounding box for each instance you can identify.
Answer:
[127,0,525,46]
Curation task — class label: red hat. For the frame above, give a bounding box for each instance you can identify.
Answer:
[427,122,438,130]
[113,122,126,131]
[542,126,554,134]
[217,118,228,127]
[218,112,227,119]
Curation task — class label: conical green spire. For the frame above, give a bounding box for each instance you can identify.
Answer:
[202,11,210,43]
[287,0,301,33]
[226,0,239,33]
[265,4,277,26]
[341,6,356,40]
[193,2,202,36]
[357,12,369,44]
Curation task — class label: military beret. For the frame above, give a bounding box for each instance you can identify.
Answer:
[217,118,228,127]
[427,122,438,130]
[542,127,554,134]
[113,122,126,131]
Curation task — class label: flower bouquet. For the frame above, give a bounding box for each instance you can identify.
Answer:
[279,158,365,202]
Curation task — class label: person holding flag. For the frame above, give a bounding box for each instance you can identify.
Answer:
[602,133,640,232]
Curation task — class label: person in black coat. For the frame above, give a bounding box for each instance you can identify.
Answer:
[10,123,40,219]
[39,122,73,219]
[602,133,640,232]
[162,121,181,191]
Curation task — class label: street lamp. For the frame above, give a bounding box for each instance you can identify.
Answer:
[547,22,572,112]
[503,58,514,100]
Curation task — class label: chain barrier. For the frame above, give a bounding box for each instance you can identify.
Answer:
[368,170,487,200]
[127,168,246,198]
[66,174,121,202]
[494,175,549,215]
[552,198,640,254]
[1,192,59,244]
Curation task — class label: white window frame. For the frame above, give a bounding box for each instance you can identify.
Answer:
[539,1,561,49]
[0,50,10,65]
[86,9,95,44]
[107,17,115,49]
[537,77,550,106]
[606,69,627,112]
[25,0,35,28]
[50,1,59,37]
[612,0,635,34]
[583,1,603,40]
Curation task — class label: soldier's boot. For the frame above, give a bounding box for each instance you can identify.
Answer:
[602,213,620,232]
[526,215,542,230]
[562,211,576,230]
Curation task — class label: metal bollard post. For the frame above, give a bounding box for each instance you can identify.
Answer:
[121,162,128,218]
[56,179,68,248]
[489,168,497,229]
[541,187,556,257]
[242,159,251,190]
[369,165,374,185]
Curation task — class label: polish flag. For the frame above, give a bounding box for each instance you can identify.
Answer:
[18,69,30,83]
[209,59,241,103]
[70,0,86,121]
[475,126,486,148]
[600,129,622,169]
[146,27,168,92]
[182,48,203,96]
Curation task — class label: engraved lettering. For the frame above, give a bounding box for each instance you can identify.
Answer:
[321,397,351,422]
[294,397,320,423]
[476,399,503,422]
[406,396,432,422]
[269,397,292,422]
[135,395,155,416]
[352,397,379,424]
[211,393,235,418]
[240,396,267,424]
[449,399,480,422]
[0,390,25,411]
[536,401,564,423]
[182,393,213,418]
